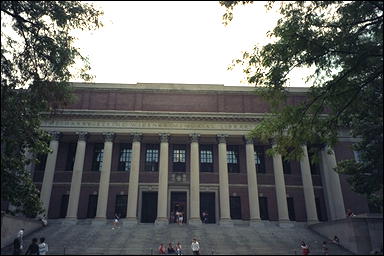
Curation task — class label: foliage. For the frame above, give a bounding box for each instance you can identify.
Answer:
[221,1,383,211]
[1,1,103,217]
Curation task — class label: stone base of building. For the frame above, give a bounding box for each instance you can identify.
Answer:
[122,218,138,226]
[155,217,168,226]
[249,219,264,227]
[188,218,202,226]
[92,218,107,225]
[219,218,234,227]
[278,220,294,228]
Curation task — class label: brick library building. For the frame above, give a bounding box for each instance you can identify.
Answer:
[30,82,370,225]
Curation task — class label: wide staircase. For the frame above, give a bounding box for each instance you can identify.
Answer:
[1,220,353,255]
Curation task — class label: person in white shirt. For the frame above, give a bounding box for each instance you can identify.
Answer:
[39,237,49,255]
[17,228,24,250]
[191,238,200,255]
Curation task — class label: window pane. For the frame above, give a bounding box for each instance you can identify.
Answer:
[92,144,104,171]
[119,144,132,171]
[254,146,266,173]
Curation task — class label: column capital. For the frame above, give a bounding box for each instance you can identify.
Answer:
[132,133,142,142]
[76,131,88,141]
[245,136,254,145]
[49,131,61,141]
[217,134,228,144]
[102,132,115,142]
[189,133,200,143]
[159,133,170,143]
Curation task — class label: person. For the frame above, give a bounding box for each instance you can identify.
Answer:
[191,238,200,255]
[40,215,47,227]
[322,241,328,255]
[38,237,48,255]
[300,241,310,255]
[112,213,120,230]
[202,211,208,224]
[25,238,39,255]
[175,211,180,224]
[17,228,24,250]
[167,243,176,254]
[332,235,340,245]
[346,209,355,217]
[13,238,21,255]
[178,212,183,225]
[158,243,166,254]
[176,242,182,255]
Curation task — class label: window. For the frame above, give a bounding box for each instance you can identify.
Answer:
[119,144,132,171]
[145,144,159,172]
[200,145,213,172]
[227,145,240,173]
[254,146,266,173]
[66,143,77,171]
[283,159,291,174]
[92,143,104,171]
[173,145,186,172]
[35,154,47,171]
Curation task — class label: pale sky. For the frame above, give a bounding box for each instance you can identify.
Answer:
[71,1,312,87]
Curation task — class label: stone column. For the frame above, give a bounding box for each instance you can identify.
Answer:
[126,133,142,224]
[66,132,88,220]
[271,143,291,225]
[217,134,233,226]
[40,131,61,216]
[95,132,114,221]
[299,145,319,224]
[155,133,169,225]
[189,133,202,225]
[320,145,346,220]
[245,137,261,226]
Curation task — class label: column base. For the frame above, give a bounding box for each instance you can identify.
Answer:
[122,217,138,226]
[92,218,108,225]
[188,218,202,226]
[155,217,168,226]
[219,218,233,227]
[278,219,294,228]
[249,219,264,228]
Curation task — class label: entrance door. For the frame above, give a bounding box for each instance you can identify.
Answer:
[170,192,187,224]
[115,195,128,218]
[200,192,216,223]
[287,197,296,221]
[259,196,269,220]
[141,192,158,223]
[87,195,98,218]
[230,196,242,219]
[59,194,69,218]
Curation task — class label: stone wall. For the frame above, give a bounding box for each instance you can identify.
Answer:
[1,213,42,248]
[309,214,383,254]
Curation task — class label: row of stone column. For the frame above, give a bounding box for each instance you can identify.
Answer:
[39,131,346,224]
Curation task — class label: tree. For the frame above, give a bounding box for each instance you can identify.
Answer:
[1,1,103,217]
[221,1,383,211]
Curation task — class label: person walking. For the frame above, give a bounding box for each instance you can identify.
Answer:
[191,238,200,255]
[25,238,39,255]
[17,228,24,251]
[38,237,48,255]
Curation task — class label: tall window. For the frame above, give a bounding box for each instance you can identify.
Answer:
[66,143,77,171]
[283,159,291,174]
[92,143,104,171]
[119,144,132,172]
[227,145,240,173]
[254,146,266,173]
[173,145,186,172]
[200,144,213,172]
[35,153,47,171]
[145,144,159,172]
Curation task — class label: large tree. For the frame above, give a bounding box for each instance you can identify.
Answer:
[1,1,103,217]
[221,1,383,211]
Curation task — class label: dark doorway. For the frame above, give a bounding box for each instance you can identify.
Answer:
[115,195,128,218]
[59,194,69,218]
[87,195,98,218]
[200,192,216,223]
[315,197,327,221]
[141,192,158,223]
[170,192,187,223]
[230,196,242,219]
[259,196,269,220]
[287,197,296,221]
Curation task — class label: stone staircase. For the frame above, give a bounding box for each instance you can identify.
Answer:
[1,220,353,255]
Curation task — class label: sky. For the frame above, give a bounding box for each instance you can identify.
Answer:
[71,1,312,87]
